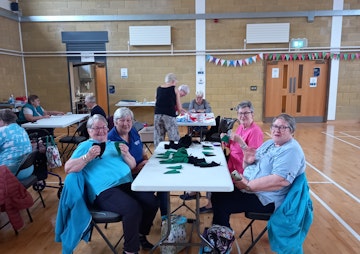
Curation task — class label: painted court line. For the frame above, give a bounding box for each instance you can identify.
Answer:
[322,131,360,149]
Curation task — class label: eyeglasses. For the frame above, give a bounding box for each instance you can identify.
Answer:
[90,126,108,131]
[271,125,290,132]
[237,111,252,116]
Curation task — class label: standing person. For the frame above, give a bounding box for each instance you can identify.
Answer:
[0,109,33,180]
[17,94,64,123]
[154,73,186,148]
[211,114,307,228]
[84,94,106,118]
[188,90,212,113]
[178,84,190,98]
[64,114,159,253]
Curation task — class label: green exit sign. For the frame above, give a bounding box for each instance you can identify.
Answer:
[290,38,308,49]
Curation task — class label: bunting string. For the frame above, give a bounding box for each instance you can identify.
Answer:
[206,52,360,67]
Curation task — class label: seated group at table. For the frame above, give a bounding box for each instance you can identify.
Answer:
[54,73,311,253]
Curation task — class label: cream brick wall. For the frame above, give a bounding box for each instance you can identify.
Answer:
[0,0,359,122]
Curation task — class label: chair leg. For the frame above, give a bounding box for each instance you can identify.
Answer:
[239,219,268,254]
[92,222,119,254]
[239,219,255,238]
[244,226,268,254]
[26,208,33,223]
[37,190,46,208]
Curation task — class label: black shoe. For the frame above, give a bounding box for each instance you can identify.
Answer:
[199,206,213,214]
[179,192,198,200]
[139,235,154,250]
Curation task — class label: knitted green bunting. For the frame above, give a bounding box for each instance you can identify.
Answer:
[202,146,214,150]
[159,157,189,164]
[166,165,183,169]
[164,169,181,174]
[221,135,229,143]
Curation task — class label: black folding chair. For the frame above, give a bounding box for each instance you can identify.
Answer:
[15,151,46,223]
[59,121,88,161]
[87,203,124,253]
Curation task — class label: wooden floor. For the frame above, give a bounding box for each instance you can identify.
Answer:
[1,122,360,254]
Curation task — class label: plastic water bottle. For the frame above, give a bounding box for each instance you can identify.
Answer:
[8,94,15,104]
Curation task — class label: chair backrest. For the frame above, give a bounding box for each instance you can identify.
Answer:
[77,120,88,138]
[26,128,51,140]
[133,121,144,132]
[15,151,38,176]
[219,117,238,133]
[182,102,190,110]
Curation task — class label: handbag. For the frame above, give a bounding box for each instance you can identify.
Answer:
[160,214,187,254]
[200,224,235,254]
[46,135,62,169]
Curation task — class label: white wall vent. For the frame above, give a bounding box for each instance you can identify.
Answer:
[129,26,171,46]
[246,23,290,44]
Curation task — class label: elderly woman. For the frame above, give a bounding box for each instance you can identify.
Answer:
[194,101,264,214]
[65,114,159,253]
[223,100,263,175]
[18,94,63,123]
[178,84,190,97]
[154,73,186,148]
[108,107,168,218]
[0,109,33,179]
[211,113,306,227]
[108,107,148,176]
[188,90,212,113]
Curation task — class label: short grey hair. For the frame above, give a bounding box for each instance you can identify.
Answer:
[86,114,108,129]
[272,113,296,133]
[165,73,177,83]
[85,95,96,103]
[113,107,134,121]
[178,84,190,95]
[0,109,17,124]
[236,100,254,113]
[195,90,204,97]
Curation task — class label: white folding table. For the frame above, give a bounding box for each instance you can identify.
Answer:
[115,100,155,107]
[131,141,233,252]
[21,114,90,129]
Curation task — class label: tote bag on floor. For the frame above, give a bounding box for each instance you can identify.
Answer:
[46,135,62,169]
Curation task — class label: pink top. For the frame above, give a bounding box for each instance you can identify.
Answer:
[226,122,263,174]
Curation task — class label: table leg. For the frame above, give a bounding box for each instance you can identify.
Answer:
[150,192,214,253]
[150,192,171,254]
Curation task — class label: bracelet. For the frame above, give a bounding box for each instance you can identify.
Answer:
[82,154,88,163]
[241,144,248,149]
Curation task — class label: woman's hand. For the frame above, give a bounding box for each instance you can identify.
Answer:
[87,145,101,160]
[233,174,251,191]
[119,143,136,169]
[243,147,256,165]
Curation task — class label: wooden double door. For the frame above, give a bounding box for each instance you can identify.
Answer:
[264,60,329,122]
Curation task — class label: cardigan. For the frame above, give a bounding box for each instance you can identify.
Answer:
[0,165,33,230]
[267,173,313,254]
[55,172,92,254]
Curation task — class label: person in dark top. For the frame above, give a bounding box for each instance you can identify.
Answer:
[17,94,63,136]
[154,73,186,148]
[18,94,64,123]
[84,95,106,118]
